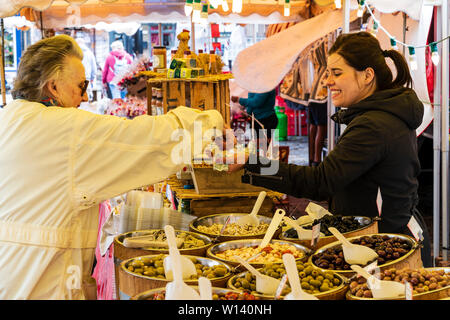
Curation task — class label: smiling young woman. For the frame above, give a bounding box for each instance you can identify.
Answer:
[232,31,432,268]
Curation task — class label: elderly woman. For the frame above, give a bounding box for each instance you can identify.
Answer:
[0,35,225,299]
[228,32,431,267]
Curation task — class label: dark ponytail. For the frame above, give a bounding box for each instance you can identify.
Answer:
[382,49,413,89]
[328,32,413,90]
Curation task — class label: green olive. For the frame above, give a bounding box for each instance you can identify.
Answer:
[131,260,144,268]
[213,268,227,277]
[134,268,144,274]
[276,268,285,274]
[304,266,314,275]
[144,269,156,277]
[156,267,164,275]
[270,272,280,279]
[154,260,163,268]
[325,272,334,281]
[320,283,330,292]
[301,282,311,290]
[241,279,250,289]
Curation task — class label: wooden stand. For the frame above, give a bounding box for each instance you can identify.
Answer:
[165,175,283,218]
[147,75,232,125]
[190,168,268,195]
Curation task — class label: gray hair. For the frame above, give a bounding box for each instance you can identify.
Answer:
[12,34,83,101]
[111,40,124,51]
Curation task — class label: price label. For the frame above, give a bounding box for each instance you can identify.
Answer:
[311,223,321,247]
[404,281,413,300]
[407,215,423,242]
[376,187,382,216]
[274,274,288,300]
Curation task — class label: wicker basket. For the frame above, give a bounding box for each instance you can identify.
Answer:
[118,255,233,300]
[113,229,211,299]
[309,233,422,279]
[227,270,349,300]
[345,267,450,300]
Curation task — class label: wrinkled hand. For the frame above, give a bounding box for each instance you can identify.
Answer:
[227,153,248,173]
[213,124,237,151]
[214,149,249,173]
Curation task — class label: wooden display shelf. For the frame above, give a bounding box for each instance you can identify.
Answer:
[165,175,283,218]
[147,75,232,125]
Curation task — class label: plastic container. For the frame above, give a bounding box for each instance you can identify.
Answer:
[152,46,167,71]
[274,106,288,141]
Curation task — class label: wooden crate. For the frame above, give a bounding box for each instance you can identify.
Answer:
[189,196,275,218]
[165,175,282,218]
[191,167,269,195]
[147,76,231,125]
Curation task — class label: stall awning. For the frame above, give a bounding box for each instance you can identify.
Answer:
[2,0,309,26]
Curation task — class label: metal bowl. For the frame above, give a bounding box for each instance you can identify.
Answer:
[207,239,311,269]
[346,267,450,300]
[309,233,419,277]
[189,213,281,243]
[114,229,212,258]
[121,254,232,283]
[131,286,269,300]
[289,216,373,236]
[227,269,349,300]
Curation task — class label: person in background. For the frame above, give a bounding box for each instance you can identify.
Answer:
[227,31,432,267]
[75,36,97,102]
[231,89,278,150]
[0,34,229,299]
[307,101,328,166]
[102,40,132,99]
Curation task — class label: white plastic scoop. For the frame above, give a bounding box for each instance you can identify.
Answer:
[164,231,200,300]
[282,253,318,300]
[163,225,197,281]
[235,191,267,227]
[234,255,281,296]
[328,227,378,265]
[259,208,286,249]
[297,202,333,225]
[351,265,406,299]
[283,216,324,240]
[198,276,213,300]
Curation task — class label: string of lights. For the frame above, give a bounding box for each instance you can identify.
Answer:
[353,0,449,69]
[184,0,291,23]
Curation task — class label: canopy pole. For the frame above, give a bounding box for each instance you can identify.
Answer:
[191,17,196,53]
[433,4,442,266]
[343,0,350,33]
[440,0,449,261]
[0,18,6,107]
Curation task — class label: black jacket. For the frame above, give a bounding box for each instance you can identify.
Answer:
[243,87,424,232]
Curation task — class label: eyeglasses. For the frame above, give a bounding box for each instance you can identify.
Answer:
[79,80,89,96]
